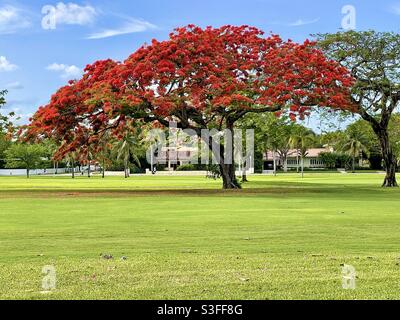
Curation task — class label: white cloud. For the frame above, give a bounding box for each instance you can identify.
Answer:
[2,98,38,124]
[53,2,97,26]
[288,18,320,27]
[0,56,18,72]
[47,63,82,79]
[0,5,31,34]
[5,81,23,90]
[2,107,32,124]
[87,18,156,39]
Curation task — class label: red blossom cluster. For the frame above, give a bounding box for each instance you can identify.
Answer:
[26,25,355,158]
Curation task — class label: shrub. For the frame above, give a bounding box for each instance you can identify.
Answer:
[176,164,197,171]
[318,152,352,169]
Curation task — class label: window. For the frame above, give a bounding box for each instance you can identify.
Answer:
[310,158,325,166]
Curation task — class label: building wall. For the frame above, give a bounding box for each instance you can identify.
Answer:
[264,148,331,170]
[286,158,325,168]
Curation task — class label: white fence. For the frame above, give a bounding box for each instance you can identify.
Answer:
[0,168,70,176]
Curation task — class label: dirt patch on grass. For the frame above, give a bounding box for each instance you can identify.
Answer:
[0,187,317,199]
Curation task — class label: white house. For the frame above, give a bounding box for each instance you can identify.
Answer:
[263,148,331,172]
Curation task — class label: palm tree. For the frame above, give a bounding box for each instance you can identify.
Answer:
[97,132,112,179]
[289,134,301,173]
[65,151,77,179]
[341,133,370,173]
[290,127,315,178]
[43,140,59,174]
[86,147,94,178]
[116,131,140,178]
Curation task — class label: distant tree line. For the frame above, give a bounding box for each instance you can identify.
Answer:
[2,86,400,178]
[0,92,149,178]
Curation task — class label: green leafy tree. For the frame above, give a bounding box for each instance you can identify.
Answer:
[318,152,338,169]
[41,139,60,174]
[1,90,9,130]
[5,144,47,178]
[319,131,347,149]
[0,133,11,169]
[273,120,297,173]
[0,90,17,133]
[388,114,400,167]
[317,31,400,187]
[0,90,5,106]
[116,131,141,179]
[340,131,370,173]
[242,113,298,175]
[345,120,382,170]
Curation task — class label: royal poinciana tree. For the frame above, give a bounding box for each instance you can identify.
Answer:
[27,25,354,189]
[317,31,400,187]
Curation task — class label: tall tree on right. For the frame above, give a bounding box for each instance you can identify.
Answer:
[317,31,400,187]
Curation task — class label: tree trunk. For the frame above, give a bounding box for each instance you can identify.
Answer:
[88,161,91,178]
[213,140,241,189]
[241,157,248,182]
[26,168,30,179]
[124,160,128,179]
[352,156,356,173]
[102,159,105,179]
[301,156,304,178]
[201,120,241,189]
[241,164,248,183]
[273,150,277,176]
[283,155,288,173]
[219,163,241,189]
[375,128,398,187]
[296,150,300,173]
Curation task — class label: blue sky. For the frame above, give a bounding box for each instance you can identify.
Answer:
[1,0,400,129]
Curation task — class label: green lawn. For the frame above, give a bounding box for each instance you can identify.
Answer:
[1,173,400,300]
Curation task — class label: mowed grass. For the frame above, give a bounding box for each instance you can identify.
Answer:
[1,173,400,300]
